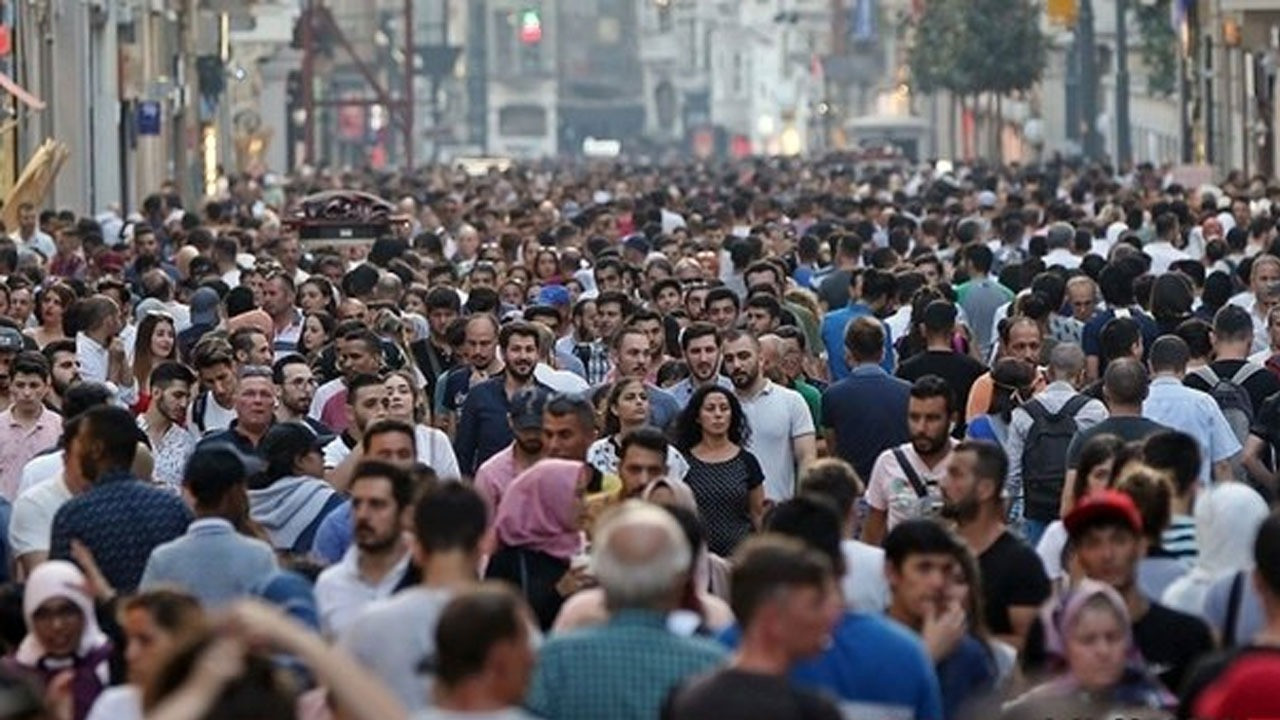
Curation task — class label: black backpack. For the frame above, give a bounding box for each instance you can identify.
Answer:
[1021,394,1092,523]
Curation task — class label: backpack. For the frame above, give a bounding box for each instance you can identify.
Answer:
[1021,395,1092,523]
[1192,364,1264,446]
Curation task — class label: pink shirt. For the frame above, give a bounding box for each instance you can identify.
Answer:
[473,445,518,515]
[320,388,349,433]
[0,407,62,502]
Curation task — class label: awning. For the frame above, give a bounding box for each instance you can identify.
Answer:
[0,72,45,111]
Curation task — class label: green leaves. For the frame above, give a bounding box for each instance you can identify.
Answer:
[907,0,1047,96]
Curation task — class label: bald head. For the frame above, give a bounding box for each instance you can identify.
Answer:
[592,501,690,612]
[1047,342,1086,385]
[1102,357,1149,408]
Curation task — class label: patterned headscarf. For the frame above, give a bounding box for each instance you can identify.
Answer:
[492,459,586,561]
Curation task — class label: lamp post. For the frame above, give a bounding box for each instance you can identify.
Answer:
[1079,0,1102,160]
[1115,0,1131,166]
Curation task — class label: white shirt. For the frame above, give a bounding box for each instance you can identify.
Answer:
[9,474,73,558]
[1143,241,1193,274]
[76,331,137,405]
[1042,248,1083,270]
[189,391,235,436]
[315,546,412,637]
[85,685,141,720]
[18,451,63,497]
[841,539,889,613]
[137,415,196,492]
[736,380,815,501]
[322,425,461,480]
[11,230,55,260]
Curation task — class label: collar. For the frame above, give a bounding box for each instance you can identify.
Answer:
[77,332,107,353]
[849,363,887,377]
[1044,380,1077,394]
[1150,375,1182,386]
[609,608,670,629]
[737,379,774,401]
[5,406,50,427]
[188,517,235,535]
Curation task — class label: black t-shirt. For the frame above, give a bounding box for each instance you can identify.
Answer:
[1067,416,1169,469]
[663,669,842,720]
[1185,359,1280,416]
[896,350,987,408]
[978,530,1051,636]
[1023,599,1214,693]
[1250,392,1280,463]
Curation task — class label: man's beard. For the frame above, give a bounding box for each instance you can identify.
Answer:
[355,525,399,554]
[939,495,979,522]
[911,432,947,456]
[507,362,534,383]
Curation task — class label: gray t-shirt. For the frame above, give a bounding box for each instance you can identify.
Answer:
[340,587,454,711]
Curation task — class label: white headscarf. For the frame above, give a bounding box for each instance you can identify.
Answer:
[1162,482,1269,616]
[17,561,109,665]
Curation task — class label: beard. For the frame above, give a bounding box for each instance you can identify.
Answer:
[911,432,948,456]
[939,494,979,522]
[355,524,400,554]
[507,361,535,383]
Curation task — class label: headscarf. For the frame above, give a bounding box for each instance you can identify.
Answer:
[1163,481,1269,615]
[17,561,109,665]
[492,459,585,561]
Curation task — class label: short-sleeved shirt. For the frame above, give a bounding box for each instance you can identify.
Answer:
[0,408,62,502]
[866,442,954,530]
[1144,377,1243,484]
[1248,392,1280,468]
[978,530,1052,636]
[736,381,815,501]
[1066,416,1169,469]
[663,669,841,720]
[1185,359,1280,416]
[896,350,987,412]
[822,365,911,482]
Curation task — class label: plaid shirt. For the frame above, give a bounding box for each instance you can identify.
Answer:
[526,609,726,720]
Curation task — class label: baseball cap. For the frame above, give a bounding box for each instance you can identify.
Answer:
[184,442,266,494]
[1063,490,1143,538]
[623,234,651,255]
[260,422,336,466]
[509,387,549,430]
[134,298,168,324]
[537,284,571,308]
[189,287,220,325]
[0,327,22,353]
[977,190,998,208]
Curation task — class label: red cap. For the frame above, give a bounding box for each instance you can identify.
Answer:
[1063,490,1143,537]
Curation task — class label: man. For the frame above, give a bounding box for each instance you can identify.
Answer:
[896,300,986,422]
[615,426,687,497]
[815,231,862,310]
[1021,490,1214,692]
[1041,221,1082,270]
[1145,212,1193,274]
[10,202,55,260]
[0,353,61,502]
[1082,259,1159,379]
[0,325,20,412]
[1066,275,1099,326]
[722,330,816,502]
[178,287,220,363]
[864,376,956,545]
[410,287,461,402]
[822,267,896,380]
[200,365,276,454]
[559,298,610,386]
[939,440,1051,648]
[629,309,671,377]
[1005,343,1107,542]
[41,339,81,413]
[668,322,729,409]
[954,244,1014,359]
[703,287,741,334]
[1179,512,1280,718]
[965,315,1046,421]
[823,317,910,482]
[1143,430,1202,563]
[188,338,238,435]
[273,234,308,285]
[315,459,414,636]
[311,328,384,433]
[1067,358,1167,473]
[456,321,545,477]
[1081,316,1144,400]
[321,373,389,476]
[1143,335,1241,484]
[473,387,547,514]
[272,354,331,435]
[250,421,345,555]
[341,483,491,712]
[664,535,842,720]
[528,502,725,720]
[49,405,191,592]
[744,295,782,335]
[437,314,503,434]
[228,325,272,369]
[1186,304,1280,428]
[539,392,621,509]
[261,271,304,357]
[1230,253,1280,353]
[799,458,889,613]
[137,361,198,492]
[607,326,680,428]
[139,442,277,607]
[882,520,998,718]
[74,295,135,405]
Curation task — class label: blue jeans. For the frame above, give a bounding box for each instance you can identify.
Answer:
[1022,518,1048,548]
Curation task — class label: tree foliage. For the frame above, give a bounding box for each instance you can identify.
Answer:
[1135,0,1177,97]
[908,0,1047,96]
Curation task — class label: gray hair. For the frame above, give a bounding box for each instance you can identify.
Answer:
[1048,342,1085,381]
[592,501,691,611]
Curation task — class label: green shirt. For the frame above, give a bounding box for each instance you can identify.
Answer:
[794,378,823,430]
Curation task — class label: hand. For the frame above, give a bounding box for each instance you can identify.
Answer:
[921,599,967,661]
[555,566,595,597]
[224,599,297,648]
[70,540,116,602]
[45,670,74,720]
[107,336,126,361]
[188,637,247,695]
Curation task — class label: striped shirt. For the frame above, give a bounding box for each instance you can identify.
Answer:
[1162,514,1197,563]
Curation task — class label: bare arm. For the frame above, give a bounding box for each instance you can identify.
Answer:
[1085,355,1100,383]
[862,508,888,546]
[748,486,766,531]
[1243,435,1276,492]
[1213,459,1237,484]
[1003,605,1040,651]
[1059,469,1078,519]
[793,433,817,476]
[325,445,362,493]
[16,552,46,579]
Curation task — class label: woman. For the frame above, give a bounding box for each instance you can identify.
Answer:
[383,370,461,480]
[1037,434,1126,584]
[129,312,177,413]
[296,277,338,316]
[533,248,562,285]
[85,590,205,720]
[401,285,430,318]
[499,280,525,310]
[297,311,335,360]
[25,284,75,348]
[8,561,113,720]
[1005,580,1173,719]
[967,358,1038,445]
[1163,481,1270,617]
[587,379,689,484]
[673,385,765,557]
[485,458,590,631]
[1150,272,1195,336]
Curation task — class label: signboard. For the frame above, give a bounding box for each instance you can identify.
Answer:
[137,101,162,136]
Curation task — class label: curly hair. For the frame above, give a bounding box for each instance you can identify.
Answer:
[672,384,751,451]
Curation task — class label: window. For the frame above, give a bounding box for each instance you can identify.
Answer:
[499,105,548,137]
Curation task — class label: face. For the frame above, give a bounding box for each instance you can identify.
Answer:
[537,252,558,278]
[10,288,32,323]
[1064,603,1129,692]
[153,379,193,425]
[11,371,48,412]
[684,334,720,383]
[277,237,302,269]
[242,271,266,306]
[940,449,986,522]
[340,338,382,380]
[295,447,325,479]
[596,302,624,340]
[349,384,389,432]
[917,262,940,286]
[1068,284,1097,322]
[298,283,328,314]
[745,307,777,334]
[612,381,649,427]
[262,277,294,317]
[907,395,951,457]
[41,292,64,325]
[633,319,664,359]
[595,267,622,293]
[775,582,838,660]
[17,205,35,231]
[366,430,416,467]
[889,553,955,623]
[612,333,651,379]
[778,337,805,381]
[685,288,709,319]
[235,377,276,428]
[697,391,733,438]
[1254,262,1280,296]
[1005,322,1043,364]
[200,362,237,408]
[149,320,176,359]
[383,374,416,422]
[1085,459,1115,496]
[465,321,498,370]
[428,307,457,337]
[49,350,80,395]
[655,285,682,314]
[278,363,316,414]
[1074,525,1144,590]
[351,477,403,553]
[123,607,178,686]
[706,298,738,331]
[469,270,496,291]
[134,232,159,259]
[721,337,760,389]
[338,299,367,324]
[31,597,86,658]
[543,412,594,460]
[503,334,540,382]
[618,444,667,497]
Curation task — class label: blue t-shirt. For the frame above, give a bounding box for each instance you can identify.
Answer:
[1081,307,1159,362]
[821,304,895,380]
[720,611,943,720]
[936,636,996,720]
[310,501,351,564]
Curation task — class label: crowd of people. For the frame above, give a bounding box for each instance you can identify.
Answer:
[0,157,1278,718]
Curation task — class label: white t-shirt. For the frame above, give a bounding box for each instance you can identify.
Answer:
[9,475,74,558]
[865,443,954,530]
[18,451,63,497]
[190,392,235,436]
[323,425,461,481]
[736,381,815,501]
[841,539,889,613]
